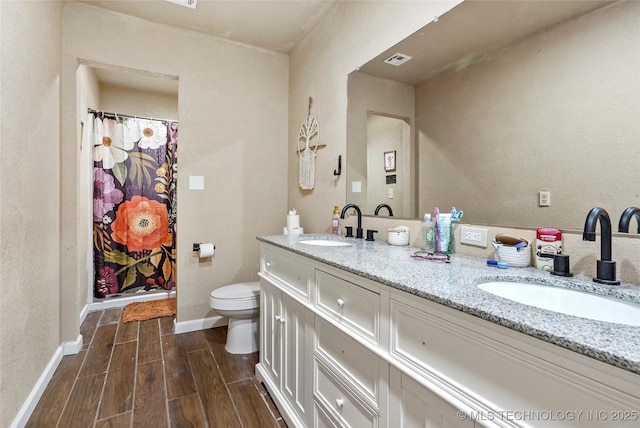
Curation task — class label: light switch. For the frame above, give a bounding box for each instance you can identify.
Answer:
[388,188,394,199]
[189,176,204,190]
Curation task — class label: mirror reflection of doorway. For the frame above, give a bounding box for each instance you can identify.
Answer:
[366,113,410,216]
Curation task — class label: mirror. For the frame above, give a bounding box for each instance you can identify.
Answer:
[347,0,640,231]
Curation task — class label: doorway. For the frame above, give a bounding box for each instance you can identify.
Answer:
[77,64,179,306]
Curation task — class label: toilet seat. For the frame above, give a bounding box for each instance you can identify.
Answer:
[210,281,260,311]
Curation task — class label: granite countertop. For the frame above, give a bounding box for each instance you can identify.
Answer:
[257,234,640,375]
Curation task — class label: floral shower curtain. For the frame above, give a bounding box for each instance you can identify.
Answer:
[91,112,177,298]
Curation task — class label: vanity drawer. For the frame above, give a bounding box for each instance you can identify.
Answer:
[315,317,379,404]
[314,402,339,428]
[261,245,313,302]
[390,297,638,421]
[314,359,377,428]
[315,270,379,343]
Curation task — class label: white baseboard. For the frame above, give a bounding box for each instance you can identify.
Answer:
[175,315,228,335]
[79,303,89,326]
[88,290,176,311]
[10,346,64,428]
[62,334,83,356]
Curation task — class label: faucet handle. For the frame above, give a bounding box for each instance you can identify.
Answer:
[344,226,354,238]
[551,254,573,277]
[596,260,620,285]
[366,229,378,241]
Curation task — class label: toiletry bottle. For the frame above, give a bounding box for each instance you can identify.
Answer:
[535,228,562,271]
[422,214,435,252]
[439,214,452,253]
[332,206,340,234]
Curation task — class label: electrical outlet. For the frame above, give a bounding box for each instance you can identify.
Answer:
[388,188,394,199]
[539,190,551,207]
[460,225,488,247]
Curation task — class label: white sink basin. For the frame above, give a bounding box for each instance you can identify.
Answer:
[298,239,352,247]
[478,281,640,326]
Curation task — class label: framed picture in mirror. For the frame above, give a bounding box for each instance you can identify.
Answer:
[384,150,396,172]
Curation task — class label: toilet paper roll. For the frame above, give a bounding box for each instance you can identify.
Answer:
[199,243,215,258]
[287,215,300,231]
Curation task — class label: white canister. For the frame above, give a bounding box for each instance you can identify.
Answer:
[388,226,410,246]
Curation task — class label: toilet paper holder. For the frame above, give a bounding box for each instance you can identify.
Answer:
[193,243,215,252]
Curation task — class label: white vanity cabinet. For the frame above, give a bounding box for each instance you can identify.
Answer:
[256,242,640,428]
[259,246,315,427]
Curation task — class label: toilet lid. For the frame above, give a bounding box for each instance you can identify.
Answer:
[211,281,260,301]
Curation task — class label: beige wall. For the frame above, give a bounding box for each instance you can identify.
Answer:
[60,2,289,329]
[76,64,101,312]
[289,0,461,232]
[417,0,640,229]
[98,83,179,120]
[0,1,62,425]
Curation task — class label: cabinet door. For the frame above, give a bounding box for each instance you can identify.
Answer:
[390,368,473,428]
[281,292,314,424]
[260,279,282,386]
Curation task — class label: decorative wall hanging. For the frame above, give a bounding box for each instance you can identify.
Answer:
[297,97,325,190]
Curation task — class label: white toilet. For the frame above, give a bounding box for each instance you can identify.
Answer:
[209,281,260,354]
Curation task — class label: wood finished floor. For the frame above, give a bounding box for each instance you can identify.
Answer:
[27,307,286,428]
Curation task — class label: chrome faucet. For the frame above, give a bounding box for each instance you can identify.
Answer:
[618,207,640,233]
[340,204,363,239]
[582,207,620,285]
[374,204,394,216]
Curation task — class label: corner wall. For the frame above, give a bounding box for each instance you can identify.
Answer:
[0,1,62,426]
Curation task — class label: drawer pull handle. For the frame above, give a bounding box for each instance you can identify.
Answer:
[337,298,345,307]
[335,398,344,408]
[274,315,281,321]
[265,262,272,270]
[279,317,285,324]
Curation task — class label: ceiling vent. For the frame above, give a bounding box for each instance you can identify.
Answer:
[166,0,197,9]
[383,53,413,66]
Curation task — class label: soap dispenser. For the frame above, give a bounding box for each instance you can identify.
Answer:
[332,206,340,234]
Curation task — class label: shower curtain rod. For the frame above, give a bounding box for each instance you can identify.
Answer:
[87,108,177,123]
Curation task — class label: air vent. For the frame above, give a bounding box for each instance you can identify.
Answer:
[383,53,413,66]
[166,0,197,9]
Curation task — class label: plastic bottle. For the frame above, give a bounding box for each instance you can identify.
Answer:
[438,214,452,253]
[422,214,435,252]
[332,206,340,234]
